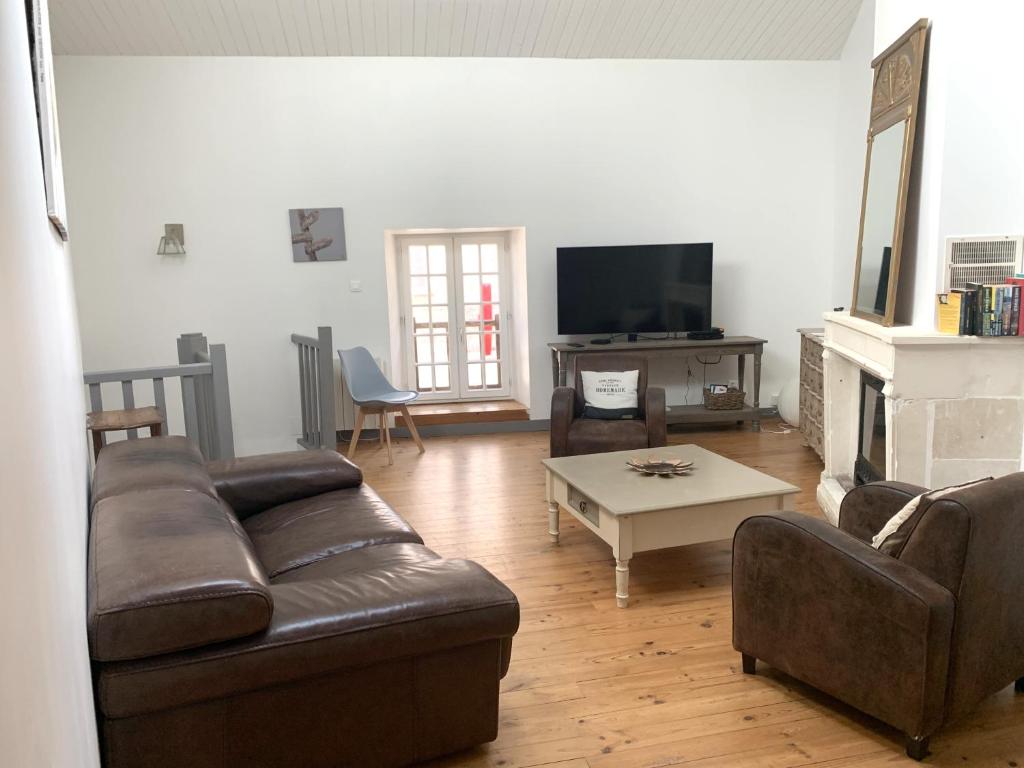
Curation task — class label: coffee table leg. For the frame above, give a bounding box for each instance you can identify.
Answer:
[548,502,560,543]
[615,559,630,608]
[613,516,633,608]
[545,469,559,543]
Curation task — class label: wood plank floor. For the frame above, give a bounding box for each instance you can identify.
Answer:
[354,420,1024,768]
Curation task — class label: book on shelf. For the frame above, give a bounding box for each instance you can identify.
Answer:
[936,292,962,335]
[1012,285,1021,336]
[952,288,975,335]
[965,282,983,335]
[1009,277,1024,335]
[955,281,1023,336]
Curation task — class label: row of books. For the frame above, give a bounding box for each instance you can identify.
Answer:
[937,276,1024,336]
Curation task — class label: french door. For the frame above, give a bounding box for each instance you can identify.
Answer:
[398,233,512,401]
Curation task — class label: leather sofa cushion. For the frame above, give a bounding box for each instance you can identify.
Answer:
[243,486,423,578]
[89,489,273,662]
[270,542,440,583]
[567,418,649,456]
[92,436,216,508]
[96,546,521,718]
[207,449,364,519]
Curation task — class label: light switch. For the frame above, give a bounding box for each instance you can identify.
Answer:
[349,280,362,292]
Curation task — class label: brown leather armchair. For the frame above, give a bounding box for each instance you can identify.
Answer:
[550,353,667,458]
[732,476,1024,760]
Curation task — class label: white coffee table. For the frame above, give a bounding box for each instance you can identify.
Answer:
[543,444,799,607]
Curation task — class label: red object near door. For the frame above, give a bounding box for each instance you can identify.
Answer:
[482,283,493,356]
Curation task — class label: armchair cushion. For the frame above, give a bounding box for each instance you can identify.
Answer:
[566,418,649,455]
[581,369,639,419]
[207,449,363,519]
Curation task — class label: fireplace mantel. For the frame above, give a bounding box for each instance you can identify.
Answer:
[817,312,1024,523]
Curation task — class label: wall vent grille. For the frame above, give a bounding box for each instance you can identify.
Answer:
[944,235,1024,291]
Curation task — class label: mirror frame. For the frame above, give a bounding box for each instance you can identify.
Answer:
[851,19,930,326]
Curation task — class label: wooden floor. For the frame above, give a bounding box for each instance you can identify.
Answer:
[355,420,1024,768]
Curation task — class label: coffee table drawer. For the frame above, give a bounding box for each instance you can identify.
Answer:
[568,485,600,527]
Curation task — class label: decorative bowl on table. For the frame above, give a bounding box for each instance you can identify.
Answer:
[626,457,695,476]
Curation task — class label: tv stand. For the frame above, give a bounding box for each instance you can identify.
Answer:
[548,336,767,431]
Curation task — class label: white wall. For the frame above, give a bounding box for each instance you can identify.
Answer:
[57,56,838,453]
[832,0,876,308]
[933,2,1024,248]
[0,1,99,765]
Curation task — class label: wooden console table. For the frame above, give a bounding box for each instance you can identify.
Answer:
[548,336,767,431]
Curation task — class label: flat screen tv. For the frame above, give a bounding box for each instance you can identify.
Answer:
[557,243,713,335]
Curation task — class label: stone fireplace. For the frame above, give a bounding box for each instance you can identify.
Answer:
[817,311,1024,523]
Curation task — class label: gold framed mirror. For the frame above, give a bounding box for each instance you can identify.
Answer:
[851,19,929,326]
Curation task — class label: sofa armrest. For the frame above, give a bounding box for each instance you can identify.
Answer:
[644,387,667,447]
[732,512,954,740]
[550,387,576,458]
[838,481,927,543]
[208,449,363,519]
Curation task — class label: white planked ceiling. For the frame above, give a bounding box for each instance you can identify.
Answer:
[49,0,863,59]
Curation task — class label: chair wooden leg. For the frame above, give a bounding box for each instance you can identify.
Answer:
[383,410,393,465]
[741,653,756,675]
[348,408,366,459]
[905,735,929,761]
[91,430,104,461]
[400,405,425,454]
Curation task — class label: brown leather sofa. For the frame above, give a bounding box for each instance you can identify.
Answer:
[88,436,519,768]
[732,476,1024,760]
[550,353,667,457]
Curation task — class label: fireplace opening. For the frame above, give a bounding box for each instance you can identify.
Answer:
[855,371,887,485]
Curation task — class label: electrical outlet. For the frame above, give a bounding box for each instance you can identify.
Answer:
[349,280,362,292]
[727,378,738,389]
[770,392,780,406]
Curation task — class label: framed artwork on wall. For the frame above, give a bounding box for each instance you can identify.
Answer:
[289,208,347,262]
[26,0,68,241]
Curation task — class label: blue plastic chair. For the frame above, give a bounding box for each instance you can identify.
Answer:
[338,347,424,465]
